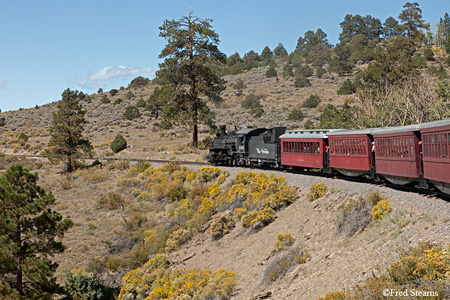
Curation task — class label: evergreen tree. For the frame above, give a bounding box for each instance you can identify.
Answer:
[227,52,243,66]
[146,86,173,119]
[273,43,288,57]
[397,2,429,42]
[0,165,73,299]
[339,14,382,44]
[382,17,400,39]
[328,44,354,75]
[296,29,332,66]
[260,46,273,65]
[46,89,92,172]
[157,11,226,148]
[232,79,246,96]
[283,64,294,78]
[266,67,277,78]
[363,36,420,88]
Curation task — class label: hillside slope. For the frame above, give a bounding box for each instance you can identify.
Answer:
[0,60,352,162]
[169,166,450,299]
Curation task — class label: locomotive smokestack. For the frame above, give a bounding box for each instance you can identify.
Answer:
[220,125,226,136]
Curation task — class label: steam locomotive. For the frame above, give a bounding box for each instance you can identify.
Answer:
[208,119,450,195]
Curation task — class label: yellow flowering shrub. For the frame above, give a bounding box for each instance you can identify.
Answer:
[196,166,222,182]
[165,228,191,251]
[370,200,391,222]
[233,207,247,220]
[306,183,327,202]
[336,242,450,299]
[241,208,276,229]
[317,291,346,300]
[119,255,237,300]
[208,183,221,199]
[216,170,230,185]
[210,213,235,239]
[389,247,450,283]
[273,232,295,252]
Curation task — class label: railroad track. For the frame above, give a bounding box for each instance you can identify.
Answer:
[5,154,211,167]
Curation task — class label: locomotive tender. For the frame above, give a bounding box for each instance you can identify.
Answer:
[208,119,450,195]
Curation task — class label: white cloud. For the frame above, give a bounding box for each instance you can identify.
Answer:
[71,66,155,90]
[90,66,154,81]
[0,81,8,89]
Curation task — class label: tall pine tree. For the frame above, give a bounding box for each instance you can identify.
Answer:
[0,165,73,299]
[46,88,92,172]
[157,11,226,148]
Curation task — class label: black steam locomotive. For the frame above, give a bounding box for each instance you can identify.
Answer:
[208,125,286,168]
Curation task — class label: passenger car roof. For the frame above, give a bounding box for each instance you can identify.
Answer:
[279,129,341,139]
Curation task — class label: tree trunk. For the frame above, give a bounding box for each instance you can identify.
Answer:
[16,224,23,296]
[192,110,198,148]
[67,155,72,172]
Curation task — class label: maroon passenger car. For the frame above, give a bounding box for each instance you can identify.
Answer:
[372,124,422,185]
[279,129,336,170]
[327,129,375,177]
[420,119,450,194]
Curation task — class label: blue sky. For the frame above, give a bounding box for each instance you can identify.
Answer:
[0,0,448,112]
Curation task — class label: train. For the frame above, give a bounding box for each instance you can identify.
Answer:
[207,119,450,195]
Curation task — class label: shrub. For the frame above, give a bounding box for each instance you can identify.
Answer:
[82,168,109,184]
[165,181,188,201]
[371,200,391,222]
[210,213,235,239]
[294,76,311,88]
[136,98,146,107]
[241,94,263,109]
[303,119,314,129]
[283,64,294,78]
[287,108,304,121]
[165,228,191,251]
[18,132,28,142]
[266,67,277,78]
[337,79,356,95]
[0,118,5,126]
[128,76,150,88]
[273,232,295,252]
[100,95,110,104]
[262,246,309,283]
[316,67,327,78]
[317,291,347,300]
[126,91,134,99]
[113,98,123,105]
[63,269,107,300]
[303,94,321,108]
[250,106,265,118]
[241,208,275,229]
[306,183,327,201]
[119,255,238,300]
[109,89,118,96]
[110,134,127,153]
[97,192,124,210]
[424,48,434,61]
[335,191,382,238]
[295,64,313,77]
[341,242,450,299]
[123,105,141,120]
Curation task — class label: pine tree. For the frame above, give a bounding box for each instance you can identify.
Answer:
[397,2,429,42]
[157,11,226,148]
[0,165,73,299]
[382,17,400,39]
[46,88,92,172]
